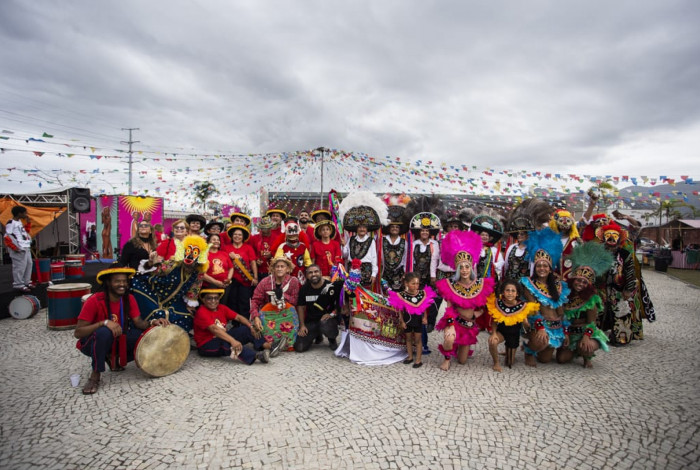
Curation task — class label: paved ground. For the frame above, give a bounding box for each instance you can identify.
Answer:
[1,270,699,469]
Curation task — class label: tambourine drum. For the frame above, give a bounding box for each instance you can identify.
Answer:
[9,295,41,320]
[134,325,190,377]
[47,283,91,330]
[65,260,84,279]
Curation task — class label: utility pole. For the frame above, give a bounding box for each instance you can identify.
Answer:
[316,147,326,210]
[121,128,140,195]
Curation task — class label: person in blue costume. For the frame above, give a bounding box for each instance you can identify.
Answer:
[520,228,571,367]
[130,235,209,332]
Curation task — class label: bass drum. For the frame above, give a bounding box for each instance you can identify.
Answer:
[134,325,190,377]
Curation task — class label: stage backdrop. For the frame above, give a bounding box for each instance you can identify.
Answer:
[117,196,163,251]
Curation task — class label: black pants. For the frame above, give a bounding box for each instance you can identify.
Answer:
[226,280,252,319]
[294,317,339,352]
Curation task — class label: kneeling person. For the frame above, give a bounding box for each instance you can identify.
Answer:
[74,265,169,395]
[295,264,342,352]
[194,289,284,364]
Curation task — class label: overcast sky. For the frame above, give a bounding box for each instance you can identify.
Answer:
[1,0,699,206]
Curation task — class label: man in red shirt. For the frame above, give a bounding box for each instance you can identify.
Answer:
[74,265,169,394]
[265,208,287,240]
[194,289,283,364]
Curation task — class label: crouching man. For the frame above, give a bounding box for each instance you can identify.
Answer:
[194,289,285,364]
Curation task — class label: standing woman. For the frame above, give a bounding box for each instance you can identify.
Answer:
[119,222,157,270]
[202,233,233,290]
[226,225,258,319]
[156,219,188,261]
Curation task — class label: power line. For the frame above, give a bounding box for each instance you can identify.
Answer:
[121,128,140,195]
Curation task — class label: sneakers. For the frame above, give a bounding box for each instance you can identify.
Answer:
[269,337,287,358]
[255,349,270,363]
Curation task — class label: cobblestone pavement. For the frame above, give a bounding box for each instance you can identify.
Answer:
[1,270,699,469]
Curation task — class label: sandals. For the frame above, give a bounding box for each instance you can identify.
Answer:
[82,377,100,395]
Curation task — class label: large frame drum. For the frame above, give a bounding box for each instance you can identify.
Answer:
[47,283,91,330]
[134,325,190,377]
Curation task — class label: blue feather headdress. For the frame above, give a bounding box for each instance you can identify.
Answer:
[525,228,563,268]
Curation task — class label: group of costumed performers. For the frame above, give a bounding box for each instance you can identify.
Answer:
[74,264,170,395]
[130,235,209,332]
[577,190,655,344]
[520,228,571,367]
[560,242,613,367]
[435,230,495,372]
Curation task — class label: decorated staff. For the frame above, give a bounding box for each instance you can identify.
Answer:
[74,265,169,395]
[560,242,613,368]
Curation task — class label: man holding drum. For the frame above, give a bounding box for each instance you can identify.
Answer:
[74,265,169,395]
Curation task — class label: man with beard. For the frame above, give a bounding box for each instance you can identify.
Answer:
[298,210,314,249]
[74,265,170,394]
[295,264,343,351]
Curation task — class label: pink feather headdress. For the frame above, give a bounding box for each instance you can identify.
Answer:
[440,230,483,270]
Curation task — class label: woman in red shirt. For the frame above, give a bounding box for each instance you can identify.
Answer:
[226,225,258,319]
[202,233,233,289]
[156,219,188,261]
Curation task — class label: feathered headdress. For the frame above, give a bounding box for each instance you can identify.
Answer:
[403,196,446,227]
[338,191,389,232]
[506,198,553,233]
[440,230,482,270]
[384,205,409,235]
[525,228,563,268]
[174,235,210,273]
[566,242,614,285]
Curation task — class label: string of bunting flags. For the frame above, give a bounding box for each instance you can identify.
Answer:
[1,128,697,211]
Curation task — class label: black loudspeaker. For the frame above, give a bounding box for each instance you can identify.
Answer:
[69,188,91,213]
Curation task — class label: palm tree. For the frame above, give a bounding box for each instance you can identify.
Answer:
[193,181,219,214]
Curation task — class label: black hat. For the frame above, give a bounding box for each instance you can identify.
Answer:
[186,214,206,228]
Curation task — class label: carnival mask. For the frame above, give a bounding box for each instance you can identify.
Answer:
[183,244,201,265]
[603,230,620,246]
[556,216,573,231]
